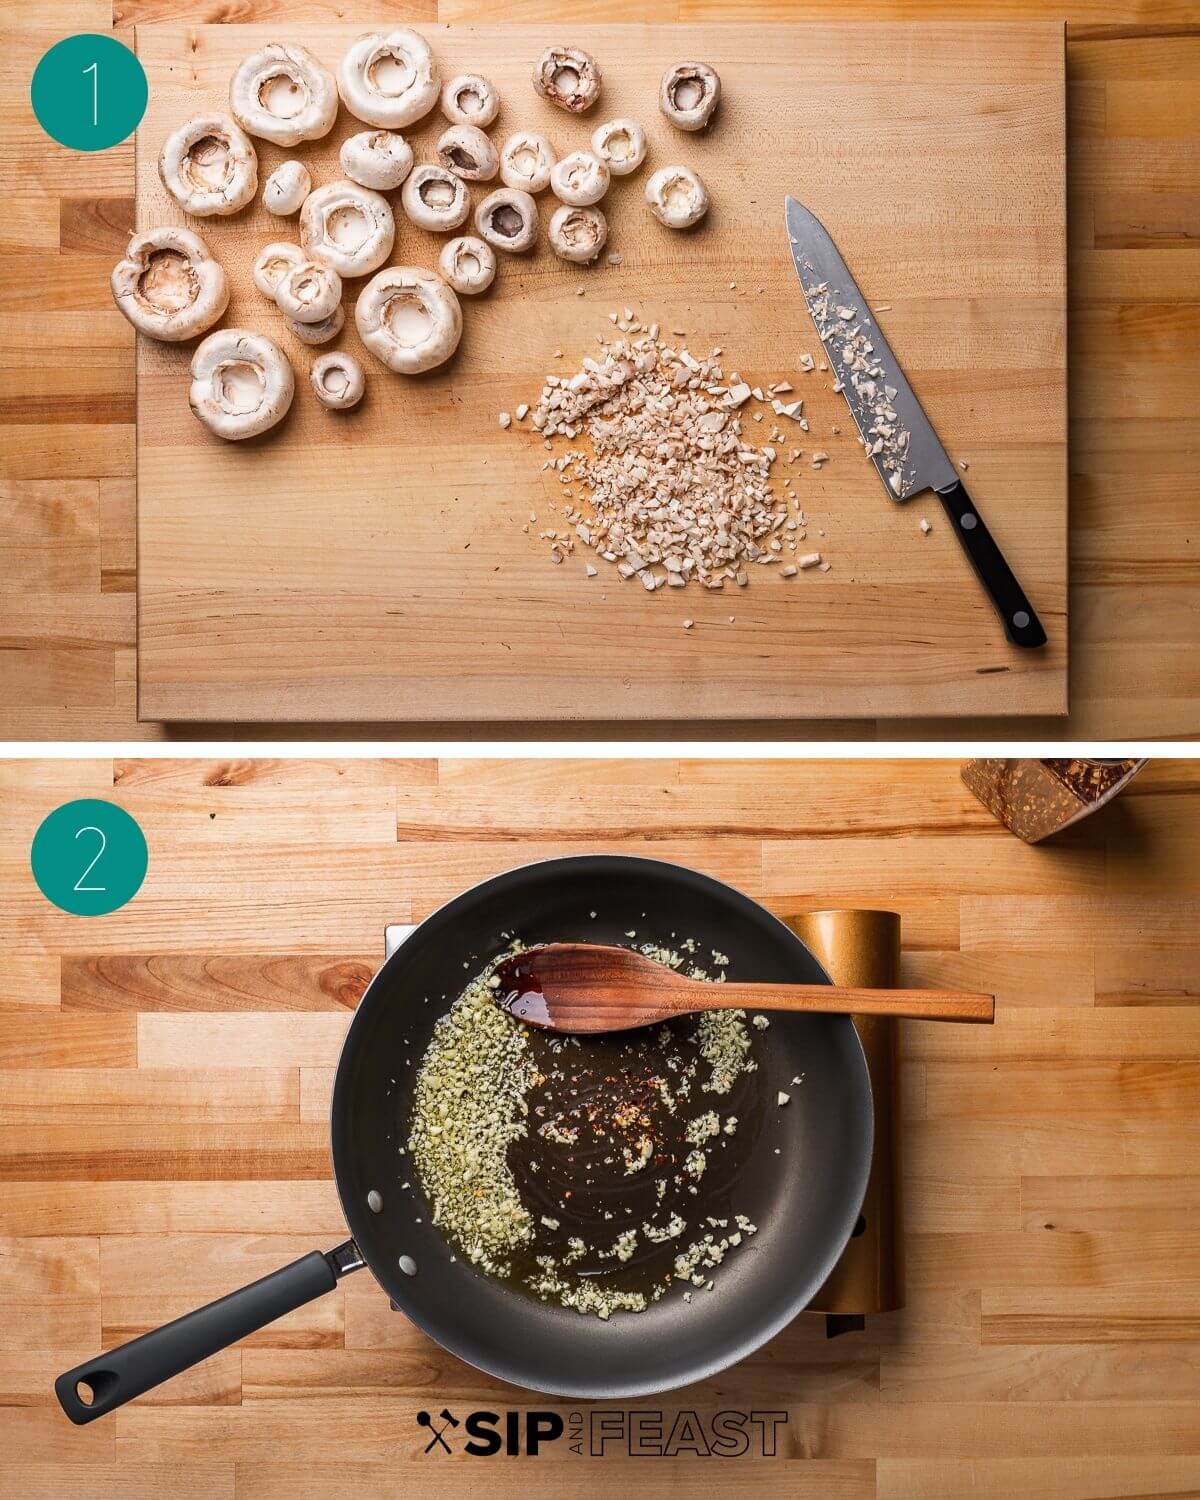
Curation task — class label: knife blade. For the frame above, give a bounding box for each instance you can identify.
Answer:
[784,196,1047,650]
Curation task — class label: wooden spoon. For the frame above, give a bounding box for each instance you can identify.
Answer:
[493,944,994,1034]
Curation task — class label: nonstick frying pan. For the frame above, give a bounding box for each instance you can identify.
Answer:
[56,855,873,1421]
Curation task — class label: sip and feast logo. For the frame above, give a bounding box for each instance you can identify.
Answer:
[417,1408,788,1458]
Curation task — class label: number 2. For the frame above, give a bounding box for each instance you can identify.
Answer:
[73,825,107,892]
[83,60,98,127]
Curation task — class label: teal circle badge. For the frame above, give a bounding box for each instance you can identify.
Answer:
[31,34,147,152]
[31,799,148,916]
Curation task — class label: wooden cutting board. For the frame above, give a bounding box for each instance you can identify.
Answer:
[134,22,1066,723]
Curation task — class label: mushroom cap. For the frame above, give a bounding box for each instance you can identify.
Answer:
[355,265,463,374]
[645,164,710,228]
[188,328,295,441]
[660,61,721,132]
[229,43,338,147]
[338,29,439,129]
[547,204,608,264]
[440,74,499,129]
[160,113,258,218]
[311,351,365,410]
[299,180,395,277]
[436,124,499,183]
[550,149,610,207]
[286,305,345,345]
[253,240,307,298]
[274,259,343,323]
[400,164,470,231]
[474,187,539,254]
[340,129,414,191]
[532,45,602,113]
[591,118,647,177]
[499,132,555,194]
[263,159,311,216]
[438,234,497,295]
[111,226,229,342]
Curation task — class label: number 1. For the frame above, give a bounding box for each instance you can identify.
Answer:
[83,60,98,127]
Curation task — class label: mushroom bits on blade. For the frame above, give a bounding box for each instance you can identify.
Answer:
[475,188,538,253]
[262,159,310,216]
[189,329,294,441]
[338,29,439,129]
[533,45,601,113]
[300,180,395,278]
[438,235,496,295]
[229,43,337,147]
[111,226,229,341]
[340,130,413,191]
[159,113,257,217]
[591,119,646,176]
[311,351,365,410]
[253,240,307,299]
[355,265,462,374]
[436,124,499,182]
[401,164,471,231]
[274,259,342,324]
[547,204,607,264]
[440,74,499,129]
[659,62,721,132]
[499,132,555,194]
[550,149,609,207]
[645,164,709,228]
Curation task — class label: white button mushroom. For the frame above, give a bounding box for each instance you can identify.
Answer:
[355,266,462,374]
[300,180,395,277]
[263,159,311,216]
[253,240,307,299]
[274,259,342,324]
[660,62,721,132]
[188,328,294,440]
[591,118,647,177]
[111,226,229,341]
[311,351,365,410]
[438,235,496,295]
[400,164,470,231]
[499,132,555,194]
[440,74,499,129]
[547,204,607,264]
[338,29,439,129]
[286,306,345,345]
[229,44,338,147]
[436,125,499,183]
[159,113,258,218]
[550,149,609,207]
[340,130,413,191]
[532,45,602,113]
[474,188,538,254]
[645,165,710,229]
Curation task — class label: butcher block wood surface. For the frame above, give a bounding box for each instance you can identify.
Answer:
[133,20,1067,724]
[3,755,1200,1497]
[1,3,1197,739]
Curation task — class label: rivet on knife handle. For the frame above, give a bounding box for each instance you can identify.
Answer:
[935,480,1047,649]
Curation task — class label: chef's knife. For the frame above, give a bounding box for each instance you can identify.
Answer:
[784,196,1046,650]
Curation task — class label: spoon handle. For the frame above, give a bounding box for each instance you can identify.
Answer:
[696,983,994,1024]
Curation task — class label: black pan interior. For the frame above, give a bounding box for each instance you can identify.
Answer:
[332,855,873,1398]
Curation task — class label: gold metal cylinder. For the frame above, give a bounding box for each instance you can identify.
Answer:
[785,908,903,1316]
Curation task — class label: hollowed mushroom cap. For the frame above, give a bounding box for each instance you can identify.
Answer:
[275,259,343,324]
[440,74,499,129]
[286,306,345,345]
[111,226,229,342]
[645,164,710,229]
[188,328,294,441]
[499,132,555,194]
[338,30,439,130]
[550,149,609,207]
[660,62,721,132]
[263,160,311,216]
[355,265,462,374]
[474,187,538,254]
[591,118,646,177]
[229,44,338,147]
[436,124,499,182]
[299,180,395,277]
[532,45,601,113]
[253,240,307,299]
[311,351,365,410]
[340,130,413,191]
[438,234,496,295]
[400,164,470,231]
[547,204,607,264]
[160,113,258,218]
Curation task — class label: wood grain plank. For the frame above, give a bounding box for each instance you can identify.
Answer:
[0,1069,299,1123]
[0,1237,99,1351]
[62,954,372,1012]
[0,1181,346,1237]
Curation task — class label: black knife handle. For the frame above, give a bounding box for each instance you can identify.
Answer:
[935,480,1047,649]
